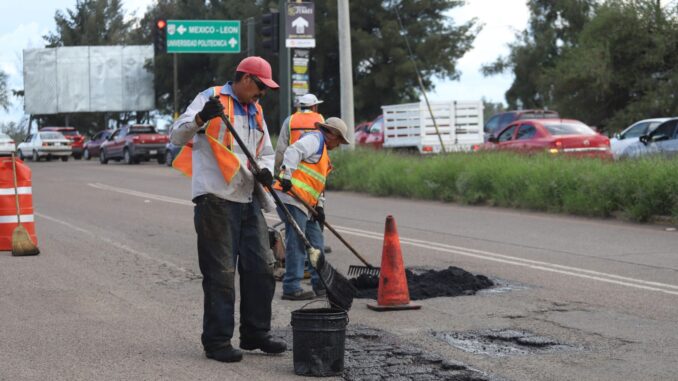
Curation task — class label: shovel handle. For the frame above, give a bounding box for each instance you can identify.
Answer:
[217,114,314,250]
[287,187,375,268]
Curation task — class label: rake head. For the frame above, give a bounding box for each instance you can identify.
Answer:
[348,265,380,278]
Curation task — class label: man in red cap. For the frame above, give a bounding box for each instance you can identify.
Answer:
[170,56,286,363]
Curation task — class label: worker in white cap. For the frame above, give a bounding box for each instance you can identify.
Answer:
[274,93,324,173]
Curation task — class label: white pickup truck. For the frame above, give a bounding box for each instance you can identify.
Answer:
[381,100,484,154]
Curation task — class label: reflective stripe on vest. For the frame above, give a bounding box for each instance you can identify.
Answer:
[289,111,324,145]
[172,86,265,183]
[273,131,331,207]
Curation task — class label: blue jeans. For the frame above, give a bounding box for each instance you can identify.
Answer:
[194,194,275,352]
[276,204,324,294]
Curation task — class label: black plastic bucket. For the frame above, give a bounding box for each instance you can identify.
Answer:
[291,307,348,377]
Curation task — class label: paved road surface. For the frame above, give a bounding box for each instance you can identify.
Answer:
[1,160,676,380]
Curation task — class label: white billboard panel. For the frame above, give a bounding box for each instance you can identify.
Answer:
[23,45,155,114]
[23,49,58,114]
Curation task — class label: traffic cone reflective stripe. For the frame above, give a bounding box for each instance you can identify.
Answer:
[367,215,420,311]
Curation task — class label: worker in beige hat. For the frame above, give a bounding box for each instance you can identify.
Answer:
[272,117,350,300]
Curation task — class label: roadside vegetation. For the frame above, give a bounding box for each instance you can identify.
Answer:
[328,149,678,223]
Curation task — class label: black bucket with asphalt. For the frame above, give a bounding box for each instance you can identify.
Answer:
[291,307,348,377]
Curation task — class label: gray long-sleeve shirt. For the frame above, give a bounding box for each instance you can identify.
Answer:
[275,131,325,216]
[170,83,275,206]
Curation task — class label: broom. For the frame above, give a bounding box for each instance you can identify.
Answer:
[217,112,356,311]
[10,152,39,256]
[286,187,380,277]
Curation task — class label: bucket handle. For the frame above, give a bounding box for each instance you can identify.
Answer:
[295,299,350,325]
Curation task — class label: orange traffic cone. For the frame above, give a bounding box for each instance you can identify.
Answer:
[367,215,420,311]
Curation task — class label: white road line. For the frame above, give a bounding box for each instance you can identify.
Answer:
[36,212,191,275]
[87,183,678,296]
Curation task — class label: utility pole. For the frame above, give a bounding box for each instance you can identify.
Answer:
[337,0,355,148]
[279,0,291,127]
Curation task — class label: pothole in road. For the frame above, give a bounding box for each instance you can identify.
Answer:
[349,266,494,300]
[434,329,577,357]
[273,325,502,381]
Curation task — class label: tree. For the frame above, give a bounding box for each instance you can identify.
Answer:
[545,0,678,130]
[0,71,9,112]
[312,0,479,122]
[482,0,595,109]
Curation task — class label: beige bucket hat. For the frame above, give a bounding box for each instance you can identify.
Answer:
[315,117,350,145]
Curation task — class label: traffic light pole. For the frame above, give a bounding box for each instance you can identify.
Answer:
[278,0,291,127]
[173,53,179,120]
[246,17,255,57]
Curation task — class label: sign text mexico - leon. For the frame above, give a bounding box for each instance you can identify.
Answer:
[166,20,240,53]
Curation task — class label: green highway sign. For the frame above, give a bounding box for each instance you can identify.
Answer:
[166,20,240,53]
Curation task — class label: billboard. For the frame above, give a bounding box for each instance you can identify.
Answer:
[23,45,155,114]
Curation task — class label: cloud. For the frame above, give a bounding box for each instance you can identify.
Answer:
[430,0,529,104]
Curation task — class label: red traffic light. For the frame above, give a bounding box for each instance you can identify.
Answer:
[156,19,166,29]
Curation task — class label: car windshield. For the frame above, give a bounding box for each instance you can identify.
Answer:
[40,132,65,139]
[543,122,596,136]
[59,130,79,136]
[129,126,156,134]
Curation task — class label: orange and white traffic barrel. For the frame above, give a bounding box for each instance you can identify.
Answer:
[0,157,37,251]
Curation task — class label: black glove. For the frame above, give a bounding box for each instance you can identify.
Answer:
[280,178,293,193]
[254,168,273,186]
[312,206,325,229]
[197,96,224,123]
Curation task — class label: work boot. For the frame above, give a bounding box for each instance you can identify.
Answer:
[240,334,287,354]
[282,289,315,300]
[205,345,243,363]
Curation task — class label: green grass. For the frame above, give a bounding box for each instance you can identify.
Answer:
[327,149,678,223]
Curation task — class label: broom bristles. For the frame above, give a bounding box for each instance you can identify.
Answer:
[12,226,40,257]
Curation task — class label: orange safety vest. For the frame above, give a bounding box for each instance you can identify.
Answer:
[273,132,332,207]
[288,111,324,145]
[172,86,265,183]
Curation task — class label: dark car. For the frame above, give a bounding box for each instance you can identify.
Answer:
[484,109,560,142]
[83,130,113,160]
[39,127,85,159]
[99,124,169,164]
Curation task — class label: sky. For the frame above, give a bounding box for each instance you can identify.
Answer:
[0,0,528,124]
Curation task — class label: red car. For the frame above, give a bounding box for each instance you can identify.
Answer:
[99,124,169,164]
[354,121,371,145]
[364,115,384,149]
[40,127,85,159]
[477,119,612,159]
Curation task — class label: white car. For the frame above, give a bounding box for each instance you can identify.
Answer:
[0,132,16,156]
[17,131,72,162]
[610,118,671,159]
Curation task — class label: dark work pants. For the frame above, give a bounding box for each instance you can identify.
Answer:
[194,194,276,352]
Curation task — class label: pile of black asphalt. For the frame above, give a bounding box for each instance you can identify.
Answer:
[349,266,494,300]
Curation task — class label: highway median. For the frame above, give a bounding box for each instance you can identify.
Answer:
[328,149,678,223]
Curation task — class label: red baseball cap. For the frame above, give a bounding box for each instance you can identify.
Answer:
[236,56,279,89]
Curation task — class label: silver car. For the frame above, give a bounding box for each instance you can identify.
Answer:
[621,118,678,159]
[610,118,670,159]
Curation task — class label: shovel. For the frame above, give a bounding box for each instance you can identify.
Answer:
[286,187,380,277]
[10,152,39,256]
[217,113,356,311]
